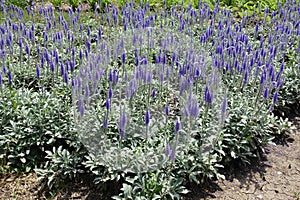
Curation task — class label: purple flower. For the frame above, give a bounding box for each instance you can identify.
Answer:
[175,118,181,132]
[40,56,45,68]
[36,65,40,79]
[165,104,169,116]
[85,39,91,51]
[276,62,284,80]
[159,71,164,84]
[85,83,90,98]
[142,56,148,65]
[146,70,153,83]
[72,47,75,58]
[8,71,12,85]
[63,71,68,84]
[263,87,269,99]
[145,109,150,125]
[98,27,102,39]
[87,26,91,36]
[260,70,266,85]
[204,86,213,104]
[103,116,108,128]
[85,49,89,60]
[122,52,126,64]
[109,68,119,83]
[106,98,110,110]
[18,37,22,48]
[78,98,85,117]
[151,88,156,98]
[71,78,76,87]
[2,65,6,74]
[172,52,177,63]
[221,95,227,113]
[135,55,139,66]
[108,87,113,99]
[155,55,160,64]
[243,70,249,85]
[165,140,176,161]
[79,49,83,60]
[25,45,30,55]
[165,140,171,156]
[162,54,166,65]
[60,62,64,76]
[170,148,176,161]
[273,90,278,103]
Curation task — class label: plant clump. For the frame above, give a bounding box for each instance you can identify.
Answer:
[0,0,298,199]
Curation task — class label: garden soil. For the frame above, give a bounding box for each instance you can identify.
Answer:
[187,114,300,200]
[0,115,299,200]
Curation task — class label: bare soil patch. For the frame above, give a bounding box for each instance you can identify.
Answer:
[187,114,300,200]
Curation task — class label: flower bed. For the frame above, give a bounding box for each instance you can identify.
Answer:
[0,0,299,199]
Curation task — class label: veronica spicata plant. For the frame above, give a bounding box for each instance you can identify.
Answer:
[0,0,298,198]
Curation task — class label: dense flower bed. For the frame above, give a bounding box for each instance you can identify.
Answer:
[0,0,299,198]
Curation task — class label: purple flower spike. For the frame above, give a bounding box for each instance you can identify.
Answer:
[276,62,284,80]
[106,98,110,110]
[165,140,171,156]
[122,52,126,64]
[109,70,113,82]
[155,55,160,64]
[162,54,166,65]
[165,104,169,116]
[120,111,127,129]
[108,87,113,99]
[273,91,278,103]
[0,73,2,86]
[2,65,6,74]
[63,71,68,84]
[170,148,176,161]
[135,56,139,66]
[85,84,90,98]
[279,62,284,74]
[8,71,12,85]
[25,45,30,55]
[87,26,91,36]
[221,95,227,113]
[175,118,181,132]
[172,52,177,63]
[263,87,269,99]
[243,70,249,85]
[79,49,83,60]
[260,70,266,85]
[36,65,40,79]
[151,88,156,98]
[204,86,213,104]
[98,27,102,39]
[103,116,108,128]
[18,37,22,48]
[78,98,85,117]
[145,109,150,125]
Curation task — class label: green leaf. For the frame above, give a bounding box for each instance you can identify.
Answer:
[20,158,26,163]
